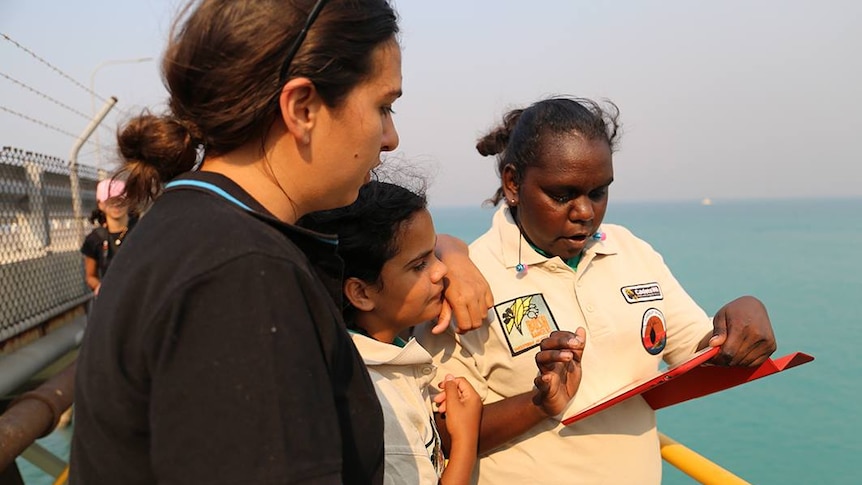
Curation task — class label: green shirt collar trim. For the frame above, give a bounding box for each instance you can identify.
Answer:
[527,240,582,271]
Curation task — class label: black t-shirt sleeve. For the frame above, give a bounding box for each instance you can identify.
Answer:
[80,229,103,259]
[142,254,347,484]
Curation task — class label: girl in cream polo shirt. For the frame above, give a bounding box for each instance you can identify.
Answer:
[301,180,586,484]
[416,97,778,484]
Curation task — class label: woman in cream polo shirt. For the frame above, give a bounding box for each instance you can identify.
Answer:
[416,97,777,484]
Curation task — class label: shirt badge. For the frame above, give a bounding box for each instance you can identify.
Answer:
[621,282,664,303]
[494,293,559,356]
[641,307,667,355]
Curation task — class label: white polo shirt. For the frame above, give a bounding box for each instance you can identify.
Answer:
[416,205,712,484]
[350,333,446,485]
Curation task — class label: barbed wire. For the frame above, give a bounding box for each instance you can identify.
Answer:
[1,32,108,104]
[1,32,142,169]
[0,106,79,139]
[0,48,142,140]
[0,32,125,143]
[0,105,112,157]
[0,71,95,122]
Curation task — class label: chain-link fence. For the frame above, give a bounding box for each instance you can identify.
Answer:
[0,146,101,343]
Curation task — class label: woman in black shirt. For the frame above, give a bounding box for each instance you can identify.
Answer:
[71,1,493,484]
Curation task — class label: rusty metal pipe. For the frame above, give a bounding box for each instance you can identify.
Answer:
[0,362,75,472]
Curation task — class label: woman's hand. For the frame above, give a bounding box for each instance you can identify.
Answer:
[707,295,777,367]
[532,329,586,417]
[434,234,494,335]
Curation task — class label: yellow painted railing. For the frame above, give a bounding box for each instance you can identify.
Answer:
[660,432,750,484]
[53,466,69,485]
[6,423,749,485]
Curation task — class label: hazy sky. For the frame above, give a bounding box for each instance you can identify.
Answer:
[2,0,860,207]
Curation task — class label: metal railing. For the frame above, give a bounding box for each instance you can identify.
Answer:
[0,146,97,484]
[0,407,749,485]
[0,146,99,346]
[0,362,75,472]
[660,432,750,484]
[0,360,74,485]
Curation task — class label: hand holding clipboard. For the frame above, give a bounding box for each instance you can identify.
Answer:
[562,346,814,426]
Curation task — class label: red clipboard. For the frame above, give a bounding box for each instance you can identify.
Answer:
[561,347,814,426]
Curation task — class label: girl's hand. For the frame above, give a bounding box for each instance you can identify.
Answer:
[436,374,482,442]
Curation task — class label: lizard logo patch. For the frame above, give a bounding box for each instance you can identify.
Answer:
[494,293,559,356]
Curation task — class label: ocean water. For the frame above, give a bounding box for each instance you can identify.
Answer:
[431,198,861,484]
[17,198,860,484]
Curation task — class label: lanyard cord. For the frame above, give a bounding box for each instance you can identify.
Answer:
[164,179,253,212]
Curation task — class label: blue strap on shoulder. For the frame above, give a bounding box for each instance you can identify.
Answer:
[164,179,253,212]
[164,178,338,245]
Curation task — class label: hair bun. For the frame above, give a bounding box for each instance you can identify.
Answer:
[118,114,200,181]
[115,112,202,209]
[475,127,507,157]
[476,108,524,157]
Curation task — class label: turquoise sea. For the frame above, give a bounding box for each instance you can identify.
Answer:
[18,198,861,484]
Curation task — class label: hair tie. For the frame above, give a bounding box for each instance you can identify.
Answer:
[174,118,204,144]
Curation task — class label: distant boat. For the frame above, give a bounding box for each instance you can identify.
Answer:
[701,198,713,206]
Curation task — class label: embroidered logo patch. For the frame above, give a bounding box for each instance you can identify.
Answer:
[621,282,663,304]
[494,293,559,356]
[641,308,667,355]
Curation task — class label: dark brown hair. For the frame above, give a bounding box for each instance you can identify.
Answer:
[298,180,427,327]
[117,0,399,209]
[476,97,621,206]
